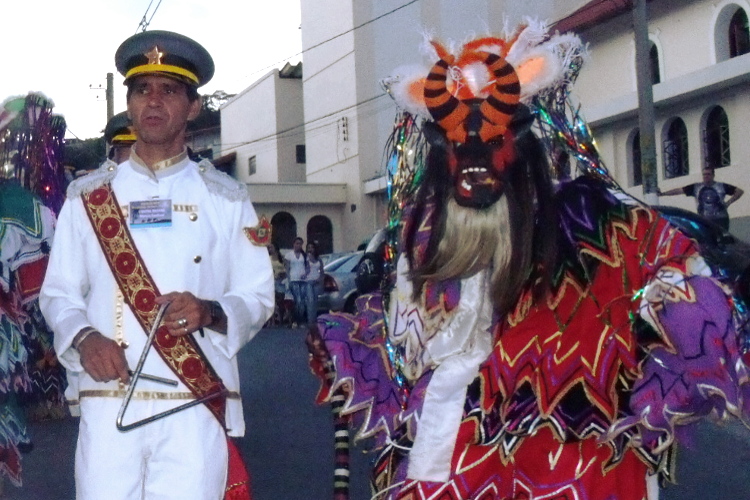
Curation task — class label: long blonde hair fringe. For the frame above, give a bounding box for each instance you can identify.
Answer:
[418,196,512,285]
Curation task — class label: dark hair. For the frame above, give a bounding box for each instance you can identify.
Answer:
[405,117,558,317]
[306,241,319,259]
[294,237,304,244]
[267,243,283,263]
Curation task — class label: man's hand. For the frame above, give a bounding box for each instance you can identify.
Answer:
[77,331,130,383]
[156,291,213,337]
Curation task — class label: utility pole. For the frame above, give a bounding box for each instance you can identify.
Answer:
[633,0,659,205]
[106,73,114,122]
[89,73,115,126]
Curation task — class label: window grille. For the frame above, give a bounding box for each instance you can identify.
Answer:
[663,119,689,179]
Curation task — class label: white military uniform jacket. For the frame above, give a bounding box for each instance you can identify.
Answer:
[40,151,274,436]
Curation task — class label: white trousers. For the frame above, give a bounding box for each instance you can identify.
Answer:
[76,397,228,500]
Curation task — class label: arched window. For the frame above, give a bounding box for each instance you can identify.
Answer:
[730,8,750,57]
[663,118,689,179]
[307,215,333,255]
[704,106,731,169]
[630,130,643,186]
[271,212,297,250]
[649,42,661,84]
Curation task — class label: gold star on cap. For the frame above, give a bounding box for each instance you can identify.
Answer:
[145,46,164,65]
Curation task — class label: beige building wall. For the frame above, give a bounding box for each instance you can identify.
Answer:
[298,0,593,250]
[221,69,305,184]
[571,0,750,238]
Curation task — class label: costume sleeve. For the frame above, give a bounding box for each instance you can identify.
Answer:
[311,293,429,446]
[39,198,91,372]
[610,216,750,457]
[209,197,274,358]
[725,183,737,196]
[682,184,695,196]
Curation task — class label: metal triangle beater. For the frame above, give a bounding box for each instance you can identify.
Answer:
[116,303,226,431]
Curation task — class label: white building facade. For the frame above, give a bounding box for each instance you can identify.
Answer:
[565,0,750,239]
[296,0,590,250]
[220,63,349,254]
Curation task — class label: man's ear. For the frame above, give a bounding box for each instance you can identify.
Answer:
[187,98,201,121]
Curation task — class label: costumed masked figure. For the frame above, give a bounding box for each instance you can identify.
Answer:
[0,93,67,486]
[308,20,750,500]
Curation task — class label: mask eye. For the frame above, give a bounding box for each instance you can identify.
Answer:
[486,136,504,147]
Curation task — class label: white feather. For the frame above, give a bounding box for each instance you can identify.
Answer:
[381,65,431,120]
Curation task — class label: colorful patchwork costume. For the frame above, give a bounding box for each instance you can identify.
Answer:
[309,22,750,500]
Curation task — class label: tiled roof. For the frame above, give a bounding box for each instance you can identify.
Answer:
[552,0,635,34]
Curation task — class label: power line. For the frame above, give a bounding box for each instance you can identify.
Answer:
[238,0,420,83]
[219,92,393,153]
[136,0,163,33]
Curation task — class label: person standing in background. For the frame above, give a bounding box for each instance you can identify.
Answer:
[104,111,137,165]
[658,166,743,230]
[304,241,324,326]
[284,237,308,327]
[267,243,288,325]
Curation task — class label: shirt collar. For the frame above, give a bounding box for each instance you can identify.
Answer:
[129,147,190,180]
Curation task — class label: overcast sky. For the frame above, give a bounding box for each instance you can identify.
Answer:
[2,0,302,139]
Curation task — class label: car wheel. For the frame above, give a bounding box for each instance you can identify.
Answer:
[355,252,383,294]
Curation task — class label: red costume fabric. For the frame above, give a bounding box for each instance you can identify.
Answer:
[311,178,750,500]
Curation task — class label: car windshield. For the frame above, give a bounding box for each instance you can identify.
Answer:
[321,252,349,266]
[325,252,362,272]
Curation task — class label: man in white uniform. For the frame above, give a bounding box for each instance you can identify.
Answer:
[40,30,274,499]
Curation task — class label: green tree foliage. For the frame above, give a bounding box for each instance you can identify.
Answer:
[188,90,234,132]
[64,137,106,171]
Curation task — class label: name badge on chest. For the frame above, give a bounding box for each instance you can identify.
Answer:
[129,199,172,228]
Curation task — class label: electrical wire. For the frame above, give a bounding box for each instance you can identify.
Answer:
[218,92,391,154]
[238,0,421,83]
[136,0,164,33]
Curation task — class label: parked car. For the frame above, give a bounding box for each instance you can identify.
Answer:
[317,250,364,314]
[655,205,750,302]
[351,207,750,304]
[321,251,351,267]
[355,228,388,294]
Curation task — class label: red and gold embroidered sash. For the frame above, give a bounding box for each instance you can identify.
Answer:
[82,185,228,422]
[83,184,251,499]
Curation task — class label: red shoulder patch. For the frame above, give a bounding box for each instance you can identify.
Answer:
[243,215,272,246]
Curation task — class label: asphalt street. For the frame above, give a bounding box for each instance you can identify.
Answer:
[5,327,750,499]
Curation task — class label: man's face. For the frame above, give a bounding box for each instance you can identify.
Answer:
[703,169,715,183]
[127,75,200,149]
[111,144,132,165]
[293,240,303,251]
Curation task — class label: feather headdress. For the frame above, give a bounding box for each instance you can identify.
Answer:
[382,19,587,139]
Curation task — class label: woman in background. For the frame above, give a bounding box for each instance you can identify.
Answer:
[267,243,287,325]
[305,241,324,326]
[284,237,308,328]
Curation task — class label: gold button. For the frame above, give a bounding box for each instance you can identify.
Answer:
[199,166,206,172]
[189,213,198,221]
[194,256,202,263]
[108,165,115,171]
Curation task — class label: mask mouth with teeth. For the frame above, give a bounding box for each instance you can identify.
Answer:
[423,43,521,209]
[447,120,517,209]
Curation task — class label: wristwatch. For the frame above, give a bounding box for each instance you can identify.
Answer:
[209,300,223,325]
